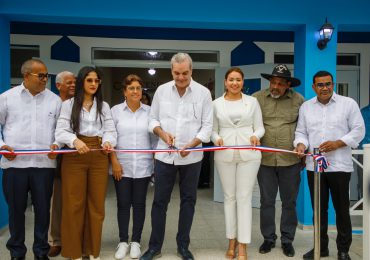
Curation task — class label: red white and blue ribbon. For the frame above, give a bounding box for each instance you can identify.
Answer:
[313,154,330,172]
[0,145,313,156]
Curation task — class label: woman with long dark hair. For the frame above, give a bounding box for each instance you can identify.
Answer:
[55,66,117,260]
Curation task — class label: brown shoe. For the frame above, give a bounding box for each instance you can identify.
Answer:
[237,243,247,260]
[48,246,61,257]
[225,239,238,259]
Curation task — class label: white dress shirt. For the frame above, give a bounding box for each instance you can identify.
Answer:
[111,102,155,178]
[0,84,62,169]
[55,97,117,148]
[148,79,213,165]
[294,92,365,172]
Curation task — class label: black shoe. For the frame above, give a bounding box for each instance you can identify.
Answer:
[303,248,329,259]
[177,247,194,260]
[259,240,275,254]
[282,243,295,257]
[140,249,162,260]
[34,256,50,260]
[11,257,25,260]
[338,252,351,260]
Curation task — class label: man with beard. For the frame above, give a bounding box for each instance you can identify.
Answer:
[253,64,304,257]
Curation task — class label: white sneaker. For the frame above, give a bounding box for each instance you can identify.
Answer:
[114,242,129,259]
[129,242,141,259]
[89,255,100,260]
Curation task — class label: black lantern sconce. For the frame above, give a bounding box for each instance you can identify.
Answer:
[317,18,334,50]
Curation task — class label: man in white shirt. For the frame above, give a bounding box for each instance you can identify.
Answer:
[140,53,213,260]
[0,59,62,260]
[48,71,75,257]
[294,70,365,260]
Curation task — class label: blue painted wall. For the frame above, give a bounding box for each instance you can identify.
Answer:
[0,17,10,230]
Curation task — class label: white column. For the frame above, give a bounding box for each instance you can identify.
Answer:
[363,144,370,260]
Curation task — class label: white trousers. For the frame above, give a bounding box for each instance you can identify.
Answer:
[215,152,260,243]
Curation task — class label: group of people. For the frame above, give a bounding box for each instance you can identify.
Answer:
[0,52,366,260]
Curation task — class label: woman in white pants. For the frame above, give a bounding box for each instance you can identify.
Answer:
[212,67,264,260]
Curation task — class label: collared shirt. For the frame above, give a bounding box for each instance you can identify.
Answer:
[55,97,117,148]
[111,102,155,178]
[253,88,304,166]
[294,92,365,172]
[148,79,213,165]
[0,84,62,169]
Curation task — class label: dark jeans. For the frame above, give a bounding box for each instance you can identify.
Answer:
[149,159,202,251]
[307,171,352,252]
[2,167,54,257]
[113,176,150,243]
[257,163,301,243]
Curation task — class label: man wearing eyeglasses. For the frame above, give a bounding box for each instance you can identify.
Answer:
[48,71,75,258]
[0,59,62,260]
[294,70,365,260]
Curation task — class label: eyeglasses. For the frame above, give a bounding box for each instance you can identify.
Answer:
[29,72,49,80]
[316,82,333,88]
[126,86,142,91]
[86,78,102,84]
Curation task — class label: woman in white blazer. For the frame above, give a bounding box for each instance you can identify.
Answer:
[212,67,265,260]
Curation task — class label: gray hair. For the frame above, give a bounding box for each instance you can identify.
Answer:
[20,58,46,75]
[56,71,75,84]
[171,52,193,70]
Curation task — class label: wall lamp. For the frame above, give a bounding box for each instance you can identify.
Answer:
[317,18,334,50]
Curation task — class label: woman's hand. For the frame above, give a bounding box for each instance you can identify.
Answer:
[215,138,224,146]
[102,141,113,154]
[250,136,260,146]
[112,162,123,181]
[73,138,90,154]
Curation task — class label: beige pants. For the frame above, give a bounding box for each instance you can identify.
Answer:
[215,152,260,243]
[60,136,109,259]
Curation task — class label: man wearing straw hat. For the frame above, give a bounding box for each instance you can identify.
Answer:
[253,64,304,257]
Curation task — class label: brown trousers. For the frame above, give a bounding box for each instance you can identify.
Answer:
[60,136,109,259]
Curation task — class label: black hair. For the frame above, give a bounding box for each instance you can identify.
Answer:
[71,66,103,133]
[313,71,333,84]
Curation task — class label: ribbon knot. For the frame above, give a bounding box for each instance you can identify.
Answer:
[313,155,329,172]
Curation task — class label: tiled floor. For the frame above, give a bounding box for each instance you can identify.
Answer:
[0,178,363,259]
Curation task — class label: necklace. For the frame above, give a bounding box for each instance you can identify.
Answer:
[83,101,93,109]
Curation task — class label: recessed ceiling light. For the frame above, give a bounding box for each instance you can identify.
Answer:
[148,68,156,75]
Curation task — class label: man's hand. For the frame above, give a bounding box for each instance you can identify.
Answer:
[48,144,59,159]
[180,143,192,158]
[154,126,175,146]
[73,138,90,154]
[319,140,345,153]
[294,143,306,158]
[250,136,260,146]
[1,145,16,161]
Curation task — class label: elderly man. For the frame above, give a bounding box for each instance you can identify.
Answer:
[295,70,365,260]
[48,71,75,257]
[253,64,304,257]
[0,59,62,260]
[140,53,213,260]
